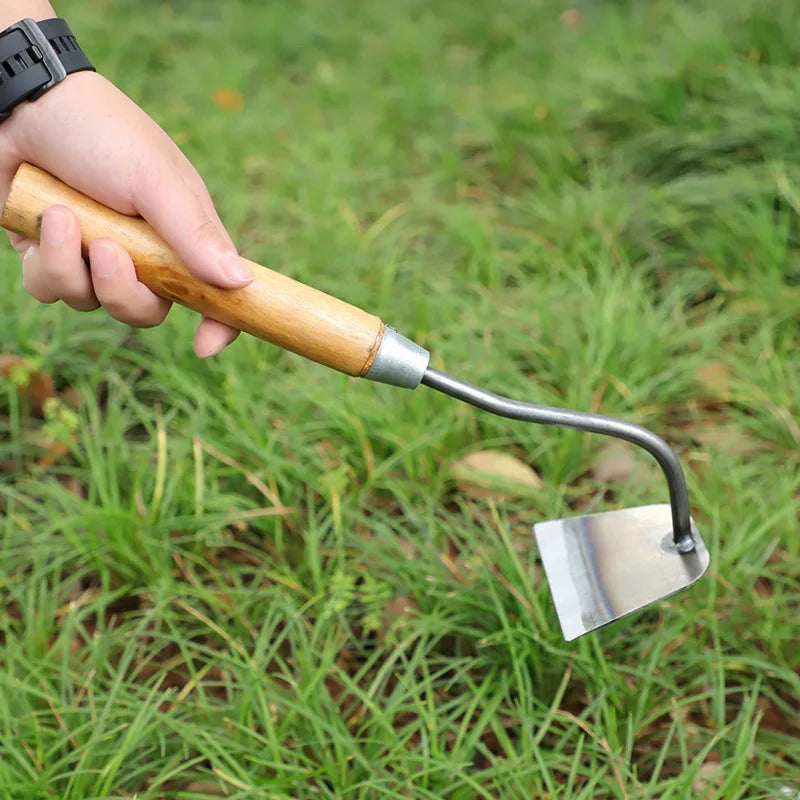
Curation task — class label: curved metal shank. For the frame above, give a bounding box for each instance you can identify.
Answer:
[421,368,695,552]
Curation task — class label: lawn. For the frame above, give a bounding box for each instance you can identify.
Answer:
[1,0,798,797]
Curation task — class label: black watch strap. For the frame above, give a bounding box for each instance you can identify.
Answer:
[0,18,95,122]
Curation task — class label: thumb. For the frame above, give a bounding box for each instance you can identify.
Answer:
[131,158,252,288]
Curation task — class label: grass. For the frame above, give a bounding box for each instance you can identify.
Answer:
[1,0,798,796]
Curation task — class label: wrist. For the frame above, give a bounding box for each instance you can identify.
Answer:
[0,14,96,124]
[0,2,57,30]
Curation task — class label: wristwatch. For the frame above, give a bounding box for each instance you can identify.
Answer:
[0,17,95,122]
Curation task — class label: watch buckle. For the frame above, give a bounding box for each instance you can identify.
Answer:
[12,18,67,100]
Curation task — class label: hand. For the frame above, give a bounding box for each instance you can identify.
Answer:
[0,69,253,357]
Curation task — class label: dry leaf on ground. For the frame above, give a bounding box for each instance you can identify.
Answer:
[212,88,244,110]
[695,362,733,402]
[450,449,544,498]
[692,759,724,796]
[181,782,228,796]
[590,442,637,484]
[693,424,760,457]
[379,596,420,641]
[560,9,583,28]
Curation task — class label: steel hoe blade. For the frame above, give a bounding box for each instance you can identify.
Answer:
[534,504,710,640]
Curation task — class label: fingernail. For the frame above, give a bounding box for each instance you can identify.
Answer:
[41,208,69,246]
[93,241,119,278]
[220,252,253,285]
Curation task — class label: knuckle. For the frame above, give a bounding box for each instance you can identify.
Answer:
[189,217,222,249]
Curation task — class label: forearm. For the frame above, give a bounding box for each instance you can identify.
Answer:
[0,1,58,29]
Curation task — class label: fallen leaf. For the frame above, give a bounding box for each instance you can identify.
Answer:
[57,475,84,497]
[692,758,724,796]
[383,596,419,623]
[212,88,244,111]
[695,362,733,402]
[450,450,543,498]
[182,781,229,796]
[560,9,583,28]
[590,442,636,484]
[379,596,420,642]
[36,438,69,468]
[397,539,418,559]
[693,424,760,457]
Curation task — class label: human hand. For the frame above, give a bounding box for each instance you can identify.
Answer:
[0,35,252,357]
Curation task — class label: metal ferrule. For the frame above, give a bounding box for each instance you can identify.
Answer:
[364,327,430,389]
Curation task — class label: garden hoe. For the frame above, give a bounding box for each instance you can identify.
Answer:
[1,164,711,641]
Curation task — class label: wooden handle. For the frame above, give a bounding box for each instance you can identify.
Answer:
[0,163,384,377]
